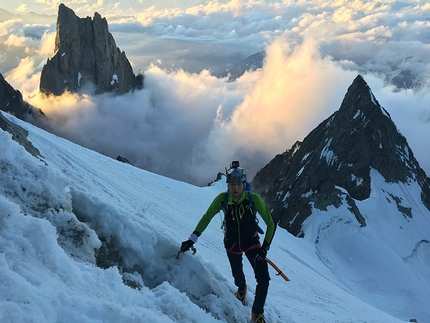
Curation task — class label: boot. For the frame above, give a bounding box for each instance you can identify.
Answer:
[252,312,266,323]
[235,285,247,305]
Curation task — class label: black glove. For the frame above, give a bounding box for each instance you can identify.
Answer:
[253,248,267,262]
[180,239,195,253]
[253,241,270,262]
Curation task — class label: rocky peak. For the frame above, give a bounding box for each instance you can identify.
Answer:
[252,75,430,236]
[40,4,141,96]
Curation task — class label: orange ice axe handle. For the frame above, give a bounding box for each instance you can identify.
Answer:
[265,258,290,282]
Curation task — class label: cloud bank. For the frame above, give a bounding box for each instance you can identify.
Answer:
[1,0,429,185]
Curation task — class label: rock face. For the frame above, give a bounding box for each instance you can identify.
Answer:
[0,111,41,158]
[252,75,430,236]
[0,73,32,120]
[40,4,139,96]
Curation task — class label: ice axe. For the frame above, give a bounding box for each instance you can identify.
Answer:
[265,258,290,282]
[176,245,196,259]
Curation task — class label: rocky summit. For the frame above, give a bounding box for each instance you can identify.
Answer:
[252,75,430,237]
[40,4,140,96]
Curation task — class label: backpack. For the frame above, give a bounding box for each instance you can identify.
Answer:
[221,181,264,234]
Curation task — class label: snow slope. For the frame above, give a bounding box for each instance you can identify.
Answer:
[1,113,428,323]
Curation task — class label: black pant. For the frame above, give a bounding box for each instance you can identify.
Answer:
[226,247,270,314]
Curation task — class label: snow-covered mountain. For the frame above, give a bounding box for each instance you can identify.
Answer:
[0,109,428,323]
[252,75,430,321]
[253,75,430,235]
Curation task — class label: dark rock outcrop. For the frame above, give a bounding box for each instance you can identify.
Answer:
[0,73,32,120]
[116,156,131,164]
[0,111,41,158]
[40,4,141,96]
[252,75,430,236]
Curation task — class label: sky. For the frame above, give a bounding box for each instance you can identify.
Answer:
[0,0,429,185]
[1,111,430,323]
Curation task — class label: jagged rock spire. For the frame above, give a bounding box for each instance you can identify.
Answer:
[39,4,138,96]
[253,75,430,236]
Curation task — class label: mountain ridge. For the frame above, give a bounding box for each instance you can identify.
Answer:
[252,75,430,236]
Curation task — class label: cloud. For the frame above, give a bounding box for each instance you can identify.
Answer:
[194,38,358,180]
[26,36,430,187]
[1,0,429,185]
[16,4,28,13]
[4,57,36,88]
[39,30,56,57]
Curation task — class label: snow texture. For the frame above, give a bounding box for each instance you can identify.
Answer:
[1,113,429,323]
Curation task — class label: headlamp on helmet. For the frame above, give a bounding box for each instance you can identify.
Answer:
[226,161,247,184]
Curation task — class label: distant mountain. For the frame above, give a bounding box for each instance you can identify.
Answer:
[40,4,143,96]
[386,58,419,91]
[218,51,420,90]
[0,8,55,24]
[0,8,15,22]
[252,75,430,236]
[215,51,266,82]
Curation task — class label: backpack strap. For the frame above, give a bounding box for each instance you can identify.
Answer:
[249,193,264,234]
[222,191,229,214]
[220,191,229,234]
[245,183,264,234]
[221,190,264,235]
[248,192,256,215]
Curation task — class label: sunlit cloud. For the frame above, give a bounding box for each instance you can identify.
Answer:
[39,30,56,57]
[16,4,28,13]
[5,57,37,90]
[0,0,429,184]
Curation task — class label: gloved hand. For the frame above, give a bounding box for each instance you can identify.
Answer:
[253,248,267,262]
[253,240,270,262]
[180,232,199,253]
[180,239,195,253]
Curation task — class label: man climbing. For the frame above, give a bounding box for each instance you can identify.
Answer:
[180,161,276,323]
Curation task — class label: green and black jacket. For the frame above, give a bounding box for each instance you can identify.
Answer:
[193,191,276,247]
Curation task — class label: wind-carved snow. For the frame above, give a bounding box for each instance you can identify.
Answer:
[351,174,364,186]
[396,144,412,168]
[302,152,311,162]
[296,166,305,178]
[351,110,366,131]
[111,74,118,85]
[289,211,300,225]
[369,89,377,105]
[380,106,390,118]
[1,114,428,323]
[78,72,82,87]
[303,169,430,322]
[320,138,338,166]
[301,190,313,198]
[324,115,335,128]
[291,143,300,157]
[353,110,361,119]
